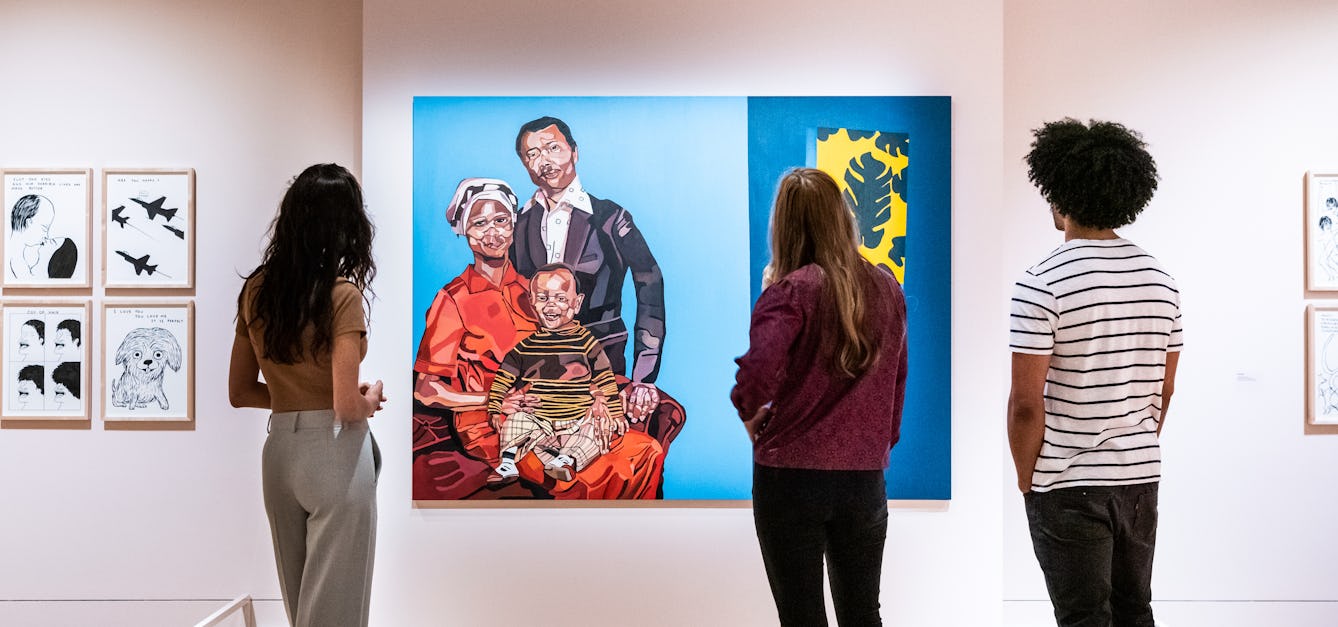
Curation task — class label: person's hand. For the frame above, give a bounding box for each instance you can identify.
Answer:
[500,384,539,415]
[623,382,660,423]
[743,404,770,443]
[586,392,626,453]
[360,380,386,416]
[1018,477,1032,495]
[489,412,504,433]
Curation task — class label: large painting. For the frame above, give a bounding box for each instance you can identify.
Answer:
[412,97,950,501]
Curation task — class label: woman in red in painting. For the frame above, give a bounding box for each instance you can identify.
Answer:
[412,178,664,500]
[412,178,538,497]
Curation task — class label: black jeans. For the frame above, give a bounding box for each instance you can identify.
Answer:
[753,463,888,627]
[1025,482,1159,627]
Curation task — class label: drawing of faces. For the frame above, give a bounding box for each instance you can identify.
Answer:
[51,319,81,361]
[50,361,80,410]
[14,364,44,410]
[16,319,45,361]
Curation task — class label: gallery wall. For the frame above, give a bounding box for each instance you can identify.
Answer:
[0,0,361,613]
[1002,0,1338,603]
[364,0,1006,625]
[19,0,1332,624]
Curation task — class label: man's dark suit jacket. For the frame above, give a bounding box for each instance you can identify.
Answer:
[511,194,665,385]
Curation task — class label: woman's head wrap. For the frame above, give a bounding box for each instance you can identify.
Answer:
[446,178,518,236]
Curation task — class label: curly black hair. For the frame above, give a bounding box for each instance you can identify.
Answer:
[1026,119,1159,230]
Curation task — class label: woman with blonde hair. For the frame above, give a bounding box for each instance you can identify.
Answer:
[230,163,385,627]
[732,167,909,626]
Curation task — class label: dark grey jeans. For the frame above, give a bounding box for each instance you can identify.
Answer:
[1024,482,1159,627]
[753,463,888,627]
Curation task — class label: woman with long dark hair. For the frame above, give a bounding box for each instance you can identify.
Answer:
[229,163,385,627]
[732,168,909,626]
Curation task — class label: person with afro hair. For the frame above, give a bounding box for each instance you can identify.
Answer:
[1008,119,1183,627]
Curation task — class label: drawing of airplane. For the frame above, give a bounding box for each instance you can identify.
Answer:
[111,206,152,236]
[162,224,185,240]
[130,196,178,222]
[114,250,168,277]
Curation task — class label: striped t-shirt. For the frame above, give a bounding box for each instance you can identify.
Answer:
[1010,238,1183,492]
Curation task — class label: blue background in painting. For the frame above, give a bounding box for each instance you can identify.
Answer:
[413,97,756,499]
[747,97,953,499]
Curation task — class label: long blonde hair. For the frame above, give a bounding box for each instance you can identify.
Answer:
[765,168,878,378]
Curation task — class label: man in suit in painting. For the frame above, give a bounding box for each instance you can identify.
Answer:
[510,116,668,428]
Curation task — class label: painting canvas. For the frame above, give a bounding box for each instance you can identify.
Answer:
[412,96,950,501]
[1306,172,1338,291]
[2,169,92,288]
[103,169,195,288]
[1,302,90,421]
[102,302,193,421]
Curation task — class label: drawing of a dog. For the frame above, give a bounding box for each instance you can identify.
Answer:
[110,327,182,410]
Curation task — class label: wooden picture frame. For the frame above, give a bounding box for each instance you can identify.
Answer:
[101,301,194,422]
[102,168,196,289]
[1306,304,1338,425]
[1304,171,1338,292]
[0,300,92,422]
[0,168,93,288]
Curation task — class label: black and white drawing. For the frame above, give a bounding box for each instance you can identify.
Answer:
[2,303,90,421]
[103,302,193,421]
[2,170,92,288]
[103,169,195,288]
[1309,306,1338,425]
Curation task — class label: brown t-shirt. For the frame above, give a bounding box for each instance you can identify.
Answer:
[236,278,368,413]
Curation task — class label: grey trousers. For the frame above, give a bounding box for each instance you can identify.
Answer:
[263,410,381,627]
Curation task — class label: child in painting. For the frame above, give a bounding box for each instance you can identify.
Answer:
[15,364,44,410]
[51,362,80,409]
[16,319,44,361]
[486,263,625,484]
[9,195,77,280]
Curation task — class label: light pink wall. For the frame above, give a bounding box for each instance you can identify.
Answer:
[1004,0,1338,602]
[0,0,361,606]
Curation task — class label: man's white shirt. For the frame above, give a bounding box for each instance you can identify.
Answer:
[524,176,593,264]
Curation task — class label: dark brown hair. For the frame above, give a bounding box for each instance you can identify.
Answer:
[238,163,375,364]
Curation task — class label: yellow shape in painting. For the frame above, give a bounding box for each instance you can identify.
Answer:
[816,129,909,283]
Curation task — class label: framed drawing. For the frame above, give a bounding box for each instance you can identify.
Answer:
[410,96,951,502]
[1305,171,1338,291]
[103,168,195,288]
[1,301,91,421]
[1307,305,1338,425]
[1,169,92,288]
[102,301,194,422]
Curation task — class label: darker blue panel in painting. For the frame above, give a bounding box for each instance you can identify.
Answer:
[746,96,952,499]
